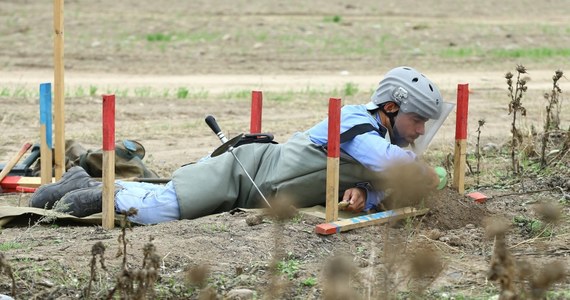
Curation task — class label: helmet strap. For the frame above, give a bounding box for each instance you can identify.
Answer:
[378,102,399,136]
[378,110,395,140]
[378,102,410,146]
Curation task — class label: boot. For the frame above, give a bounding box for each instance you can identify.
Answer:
[29,166,99,209]
[55,185,111,217]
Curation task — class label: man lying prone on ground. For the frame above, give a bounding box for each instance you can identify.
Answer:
[29,66,446,225]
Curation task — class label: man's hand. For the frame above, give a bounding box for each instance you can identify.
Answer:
[340,187,366,212]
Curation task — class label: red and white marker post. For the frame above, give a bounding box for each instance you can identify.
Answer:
[250,91,263,134]
[325,98,341,222]
[102,94,115,229]
[453,84,469,194]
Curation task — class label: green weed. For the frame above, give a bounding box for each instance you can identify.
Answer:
[188,89,209,100]
[0,87,10,96]
[547,290,570,299]
[342,82,359,96]
[277,256,300,280]
[201,223,229,233]
[176,87,189,99]
[208,273,229,289]
[12,86,31,98]
[301,277,316,287]
[89,85,98,97]
[290,213,303,224]
[0,241,24,251]
[323,15,342,23]
[513,215,553,237]
[134,86,152,98]
[254,32,268,42]
[442,47,570,59]
[106,88,129,98]
[492,48,570,59]
[146,33,173,42]
[270,92,295,102]
[156,278,195,298]
[74,86,86,97]
[223,89,251,100]
[161,88,170,98]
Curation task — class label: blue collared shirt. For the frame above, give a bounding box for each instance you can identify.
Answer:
[305,104,417,210]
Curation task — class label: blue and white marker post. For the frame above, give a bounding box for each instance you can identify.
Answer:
[315,207,429,235]
[40,83,53,185]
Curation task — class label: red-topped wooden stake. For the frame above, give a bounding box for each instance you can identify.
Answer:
[453,84,469,194]
[325,98,341,222]
[102,94,115,229]
[250,91,263,134]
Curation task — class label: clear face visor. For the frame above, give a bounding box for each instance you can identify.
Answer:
[410,102,455,155]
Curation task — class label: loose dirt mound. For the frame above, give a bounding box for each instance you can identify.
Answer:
[422,188,492,230]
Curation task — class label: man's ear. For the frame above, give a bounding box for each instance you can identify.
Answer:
[383,102,399,113]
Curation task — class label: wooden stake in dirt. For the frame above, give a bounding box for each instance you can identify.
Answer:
[325,98,341,222]
[0,143,33,183]
[453,84,469,194]
[40,83,53,185]
[316,207,429,235]
[250,91,263,134]
[53,0,65,180]
[102,95,116,229]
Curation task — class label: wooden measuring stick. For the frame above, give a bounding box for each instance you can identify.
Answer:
[453,84,469,194]
[250,91,263,134]
[325,98,341,222]
[316,207,429,235]
[40,83,53,185]
[0,143,33,183]
[102,95,115,229]
[1,176,53,189]
[53,0,65,180]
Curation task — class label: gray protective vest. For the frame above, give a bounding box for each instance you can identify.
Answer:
[172,132,384,220]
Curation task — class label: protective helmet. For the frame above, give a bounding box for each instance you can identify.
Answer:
[365,66,443,119]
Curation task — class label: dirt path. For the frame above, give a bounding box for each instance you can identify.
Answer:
[0,69,561,93]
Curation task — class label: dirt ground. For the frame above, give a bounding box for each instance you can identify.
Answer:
[1,0,569,299]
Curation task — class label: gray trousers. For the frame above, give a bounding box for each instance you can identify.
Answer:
[172,133,379,220]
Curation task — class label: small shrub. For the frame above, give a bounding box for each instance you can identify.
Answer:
[343,82,359,96]
[146,33,173,42]
[301,277,316,287]
[89,85,98,97]
[177,87,189,99]
[277,257,300,280]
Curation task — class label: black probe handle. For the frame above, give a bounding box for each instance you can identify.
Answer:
[205,115,222,135]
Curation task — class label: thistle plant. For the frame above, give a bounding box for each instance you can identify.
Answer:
[475,119,486,187]
[506,65,529,174]
[540,70,564,167]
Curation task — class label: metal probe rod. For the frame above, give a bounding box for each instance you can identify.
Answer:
[205,115,272,208]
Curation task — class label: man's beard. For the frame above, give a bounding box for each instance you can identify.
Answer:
[391,126,410,147]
